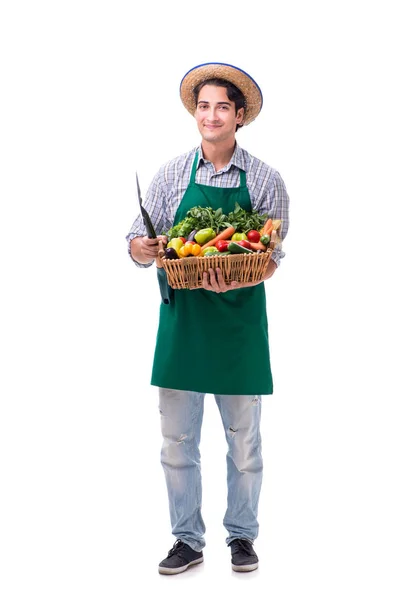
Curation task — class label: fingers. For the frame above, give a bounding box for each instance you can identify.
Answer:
[202,269,220,293]
[141,235,160,259]
[202,268,238,293]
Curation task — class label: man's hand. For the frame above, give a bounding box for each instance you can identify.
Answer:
[202,260,277,293]
[130,235,168,264]
[202,268,239,293]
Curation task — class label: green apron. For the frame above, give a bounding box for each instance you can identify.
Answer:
[151,153,273,395]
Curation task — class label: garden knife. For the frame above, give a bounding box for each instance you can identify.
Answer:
[135,173,172,305]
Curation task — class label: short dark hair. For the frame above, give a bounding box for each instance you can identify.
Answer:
[193,78,246,130]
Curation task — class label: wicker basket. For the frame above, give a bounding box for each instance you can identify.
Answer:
[160,232,276,290]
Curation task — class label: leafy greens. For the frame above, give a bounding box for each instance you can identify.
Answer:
[166,203,268,239]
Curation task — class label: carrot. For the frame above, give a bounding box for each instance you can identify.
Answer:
[249,241,268,251]
[200,226,236,250]
[261,218,273,236]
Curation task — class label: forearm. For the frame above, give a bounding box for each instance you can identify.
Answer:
[230,258,277,289]
[201,259,277,293]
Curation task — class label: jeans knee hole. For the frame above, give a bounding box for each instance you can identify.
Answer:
[228,427,238,437]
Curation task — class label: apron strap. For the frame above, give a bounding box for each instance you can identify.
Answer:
[190,151,199,184]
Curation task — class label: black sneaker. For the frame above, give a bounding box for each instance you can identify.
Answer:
[158,539,204,575]
[229,538,259,572]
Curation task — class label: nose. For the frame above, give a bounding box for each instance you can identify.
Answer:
[206,107,219,121]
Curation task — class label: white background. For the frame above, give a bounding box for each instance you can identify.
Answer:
[1,1,399,598]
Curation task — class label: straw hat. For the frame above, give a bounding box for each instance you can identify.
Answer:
[180,62,263,126]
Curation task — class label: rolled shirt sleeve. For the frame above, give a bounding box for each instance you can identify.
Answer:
[257,170,290,268]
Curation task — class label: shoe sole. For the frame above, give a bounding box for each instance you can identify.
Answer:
[158,557,204,575]
[232,562,259,572]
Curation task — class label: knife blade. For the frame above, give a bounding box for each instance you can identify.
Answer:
[135,172,172,305]
[136,172,157,239]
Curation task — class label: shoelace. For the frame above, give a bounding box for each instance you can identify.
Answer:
[167,540,186,557]
[231,539,254,555]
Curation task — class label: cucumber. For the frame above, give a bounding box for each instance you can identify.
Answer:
[228,242,254,255]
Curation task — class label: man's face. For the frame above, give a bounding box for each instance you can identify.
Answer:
[194,85,244,144]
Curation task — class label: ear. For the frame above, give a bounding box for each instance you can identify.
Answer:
[236,107,245,126]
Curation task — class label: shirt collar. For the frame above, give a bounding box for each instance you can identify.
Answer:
[196,143,247,173]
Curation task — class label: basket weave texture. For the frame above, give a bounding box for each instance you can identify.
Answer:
[161,249,273,290]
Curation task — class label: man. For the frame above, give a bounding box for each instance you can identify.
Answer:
[126,62,290,574]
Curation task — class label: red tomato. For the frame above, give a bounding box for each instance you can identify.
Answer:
[179,237,186,243]
[247,230,261,243]
[215,240,230,252]
[237,240,252,249]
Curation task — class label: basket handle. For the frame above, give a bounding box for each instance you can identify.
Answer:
[156,238,165,268]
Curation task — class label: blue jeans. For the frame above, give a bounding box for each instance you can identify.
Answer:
[158,388,263,552]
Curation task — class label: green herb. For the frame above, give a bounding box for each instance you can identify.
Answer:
[166,206,232,239]
[166,217,198,240]
[226,202,268,233]
[166,203,268,240]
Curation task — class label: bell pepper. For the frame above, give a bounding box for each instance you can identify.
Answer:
[231,232,248,241]
[190,243,202,256]
[194,228,216,245]
[179,241,202,257]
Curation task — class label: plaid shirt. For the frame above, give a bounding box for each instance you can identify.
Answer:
[126,144,290,267]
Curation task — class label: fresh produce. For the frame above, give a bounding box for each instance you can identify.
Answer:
[228,242,254,255]
[187,229,198,242]
[194,228,216,245]
[236,240,252,249]
[163,204,281,262]
[178,244,191,257]
[164,247,179,260]
[227,202,267,233]
[260,234,270,246]
[261,218,273,236]
[199,226,236,251]
[231,232,248,242]
[247,230,261,243]
[166,203,267,240]
[215,240,230,252]
[178,241,202,257]
[167,206,231,239]
[249,241,268,251]
[189,243,201,256]
[202,247,219,256]
[167,238,184,252]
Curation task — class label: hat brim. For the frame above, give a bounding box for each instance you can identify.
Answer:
[180,62,263,126]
